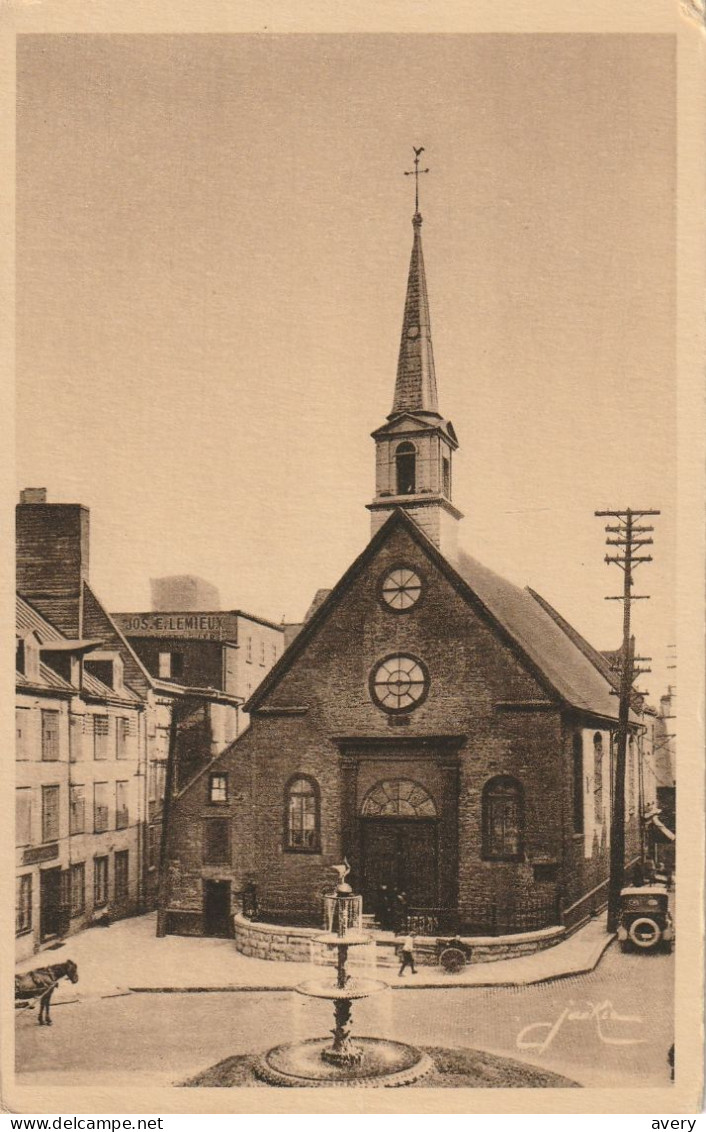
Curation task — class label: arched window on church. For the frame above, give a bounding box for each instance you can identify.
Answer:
[396,442,416,495]
[572,733,584,834]
[593,732,604,825]
[482,776,523,861]
[284,775,320,853]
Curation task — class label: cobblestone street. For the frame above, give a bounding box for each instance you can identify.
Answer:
[16,940,673,1090]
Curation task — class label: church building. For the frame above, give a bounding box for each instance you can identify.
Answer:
[161,198,643,942]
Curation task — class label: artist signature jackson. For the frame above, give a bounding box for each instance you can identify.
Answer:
[516,1000,647,1053]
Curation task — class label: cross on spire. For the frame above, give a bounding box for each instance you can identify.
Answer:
[404,146,429,218]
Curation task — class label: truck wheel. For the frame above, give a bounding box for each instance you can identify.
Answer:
[628,916,662,949]
[440,947,466,973]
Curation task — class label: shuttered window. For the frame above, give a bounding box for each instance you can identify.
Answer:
[115,781,129,829]
[41,710,60,761]
[16,875,32,935]
[16,788,32,846]
[42,785,60,842]
[94,856,109,906]
[114,851,129,900]
[94,782,109,833]
[93,716,110,760]
[203,819,230,865]
[69,785,85,834]
[115,717,132,760]
[69,715,84,762]
[70,863,85,917]
[16,708,30,761]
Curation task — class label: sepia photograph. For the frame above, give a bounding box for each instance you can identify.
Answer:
[3,4,704,1118]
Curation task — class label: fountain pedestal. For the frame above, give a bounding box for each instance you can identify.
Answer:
[253,865,433,1087]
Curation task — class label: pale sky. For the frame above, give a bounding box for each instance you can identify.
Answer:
[16,33,676,702]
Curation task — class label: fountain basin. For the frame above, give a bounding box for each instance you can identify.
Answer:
[254,1036,433,1088]
[296,976,388,1000]
[314,931,371,946]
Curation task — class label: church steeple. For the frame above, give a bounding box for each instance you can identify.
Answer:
[367,149,463,555]
[392,211,439,418]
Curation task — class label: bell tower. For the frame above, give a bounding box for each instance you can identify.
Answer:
[367,150,462,554]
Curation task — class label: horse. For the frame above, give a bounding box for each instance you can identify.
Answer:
[15,960,79,1025]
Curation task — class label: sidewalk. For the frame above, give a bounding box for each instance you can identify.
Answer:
[16,912,614,1005]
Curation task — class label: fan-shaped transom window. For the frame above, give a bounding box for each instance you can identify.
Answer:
[361,779,437,818]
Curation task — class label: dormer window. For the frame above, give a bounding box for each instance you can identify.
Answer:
[85,659,114,689]
[396,442,416,495]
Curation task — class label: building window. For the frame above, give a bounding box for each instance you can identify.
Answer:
[209,773,228,804]
[69,715,84,762]
[572,734,584,834]
[482,776,523,861]
[271,642,277,664]
[94,856,109,907]
[246,637,253,663]
[148,760,167,819]
[285,776,320,852]
[41,710,60,761]
[85,659,115,689]
[16,788,32,846]
[593,733,604,824]
[369,654,429,713]
[147,825,158,870]
[115,781,129,829]
[396,441,416,495]
[114,851,129,901]
[70,863,85,917]
[41,784,60,842]
[69,784,85,835]
[158,652,183,679]
[115,717,131,759]
[361,778,436,818]
[260,639,266,665]
[94,782,109,833]
[93,715,110,760]
[16,874,32,935]
[16,708,30,761]
[203,819,230,865]
[442,456,451,498]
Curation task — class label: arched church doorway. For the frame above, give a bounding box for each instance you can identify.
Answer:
[360,779,438,912]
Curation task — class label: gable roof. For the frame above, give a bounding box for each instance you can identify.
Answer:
[246,507,627,723]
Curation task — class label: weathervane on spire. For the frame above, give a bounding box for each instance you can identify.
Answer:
[404,146,429,218]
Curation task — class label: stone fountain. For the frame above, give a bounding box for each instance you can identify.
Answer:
[254,863,432,1087]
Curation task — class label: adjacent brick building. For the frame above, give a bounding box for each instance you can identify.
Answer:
[161,206,652,941]
[15,491,245,952]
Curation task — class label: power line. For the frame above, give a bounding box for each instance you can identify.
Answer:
[595,507,660,932]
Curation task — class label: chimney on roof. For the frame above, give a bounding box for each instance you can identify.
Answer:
[19,487,47,504]
[16,495,90,638]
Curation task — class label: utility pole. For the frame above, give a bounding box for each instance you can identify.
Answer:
[596,507,660,932]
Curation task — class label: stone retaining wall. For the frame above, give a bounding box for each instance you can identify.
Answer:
[233,914,566,965]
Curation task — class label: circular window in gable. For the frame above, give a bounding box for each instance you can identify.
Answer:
[380,567,422,612]
[369,654,429,713]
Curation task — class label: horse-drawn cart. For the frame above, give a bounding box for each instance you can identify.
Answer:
[14,960,79,1025]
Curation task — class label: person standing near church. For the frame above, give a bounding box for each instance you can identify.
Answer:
[397,932,417,977]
